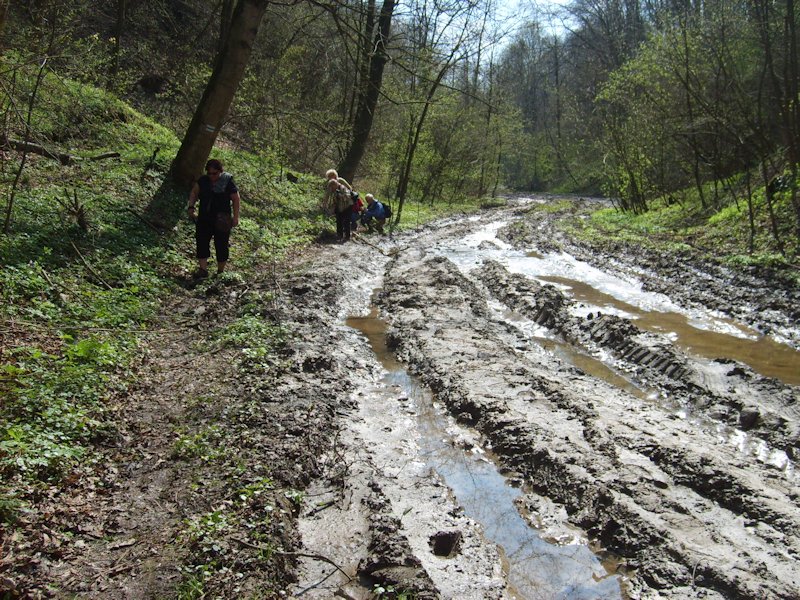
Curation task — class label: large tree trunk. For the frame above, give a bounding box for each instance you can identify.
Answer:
[337,0,395,184]
[170,0,269,187]
[219,0,236,56]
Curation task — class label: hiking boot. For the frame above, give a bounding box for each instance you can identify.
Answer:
[192,268,209,280]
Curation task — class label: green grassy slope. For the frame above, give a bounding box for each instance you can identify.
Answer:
[0,73,327,506]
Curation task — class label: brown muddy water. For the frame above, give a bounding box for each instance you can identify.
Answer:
[443,223,800,386]
[347,310,625,600]
[492,302,652,401]
[539,274,800,386]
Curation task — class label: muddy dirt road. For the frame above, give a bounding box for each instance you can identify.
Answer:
[290,196,800,599]
[23,196,799,600]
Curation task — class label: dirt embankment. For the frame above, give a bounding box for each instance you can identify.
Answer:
[6,197,799,599]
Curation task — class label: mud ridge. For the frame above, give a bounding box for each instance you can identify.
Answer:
[358,480,439,599]
[381,244,800,599]
[476,258,800,456]
[477,259,690,379]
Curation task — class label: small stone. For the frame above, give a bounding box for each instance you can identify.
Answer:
[739,407,760,430]
[430,530,462,557]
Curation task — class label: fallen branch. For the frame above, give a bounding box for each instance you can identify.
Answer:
[352,233,388,256]
[232,538,352,580]
[90,151,121,161]
[38,265,71,295]
[70,241,113,290]
[3,137,122,165]
[278,551,353,580]
[3,136,74,165]
[307,499,337,517]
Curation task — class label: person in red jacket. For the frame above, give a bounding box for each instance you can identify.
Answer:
[351,192,364,233]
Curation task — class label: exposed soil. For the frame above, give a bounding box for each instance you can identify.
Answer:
[3,196,799,599]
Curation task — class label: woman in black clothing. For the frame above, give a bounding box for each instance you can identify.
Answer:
[186,158,241,278]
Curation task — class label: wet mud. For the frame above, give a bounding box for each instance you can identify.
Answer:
[302,197,799,599]
[25,196,798,599]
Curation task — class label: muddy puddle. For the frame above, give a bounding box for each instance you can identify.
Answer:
[538,274,800,386]
[438,220,800,386]
[347,310,625,599]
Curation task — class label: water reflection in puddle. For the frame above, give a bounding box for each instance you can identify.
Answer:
[541,339,649,400]
[347,309,624,600]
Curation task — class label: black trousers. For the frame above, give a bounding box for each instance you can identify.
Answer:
[196,219,230,262]
[335,209,351,240]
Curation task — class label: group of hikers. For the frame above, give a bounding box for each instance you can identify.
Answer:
[186,159,389,279]
[324,168,388,243]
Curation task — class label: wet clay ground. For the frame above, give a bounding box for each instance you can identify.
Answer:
[13,196,798,599]
[292,196,800,599]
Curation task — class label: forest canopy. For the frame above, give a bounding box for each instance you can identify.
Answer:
[1,0,798,255]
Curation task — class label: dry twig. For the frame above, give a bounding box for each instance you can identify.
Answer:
[232,537,352,580]
[70,242,113,290]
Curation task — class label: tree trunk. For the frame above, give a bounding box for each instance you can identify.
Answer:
[338,0,396,184]
[783,0,800,240]
[393,71,442,223]
[745,171,756,254]
[552,36,563,178]
[0,0,10,48]
[761,157,785,253]
[479,58,496,196]
[219,0,237,57]
[394,40,461,224]
[351,0,376,129]
[680,13,707,209]
[753,0,797,245]
[108,0,126,87]
[170,0,269,188]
